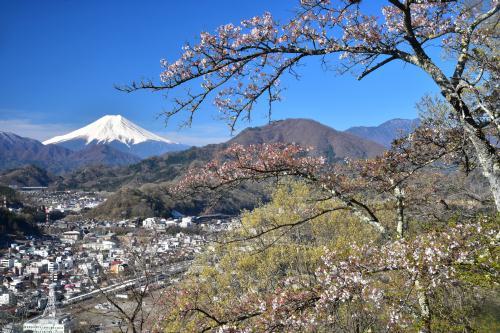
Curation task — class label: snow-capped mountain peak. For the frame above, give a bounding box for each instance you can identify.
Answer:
[43,114,175,147]
[43,115,188,159]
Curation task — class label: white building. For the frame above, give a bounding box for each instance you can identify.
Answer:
[142,217,167,229]
[48,262,57,273]
[23,314,74,333]
[82,240,116,251]
[61,231,81,243]
[180,217,193,228]
[33,249,49,258]
[0,291,16,306]
[165,220,177,227]
[1,258,14,269]
[142,217,156,228]
[26,264,46,275]
[13,261,24,270]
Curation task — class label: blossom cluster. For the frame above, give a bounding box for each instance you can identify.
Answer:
[251,220,498,331]
[174,143,325,194]
[382,2,454,38]
[154,205,497,332]
[201,220,498,332]
[145,0,499,128]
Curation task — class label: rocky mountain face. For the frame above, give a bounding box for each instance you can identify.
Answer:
[70,144,141,167]
[345,118,420,147]
[43,114,189,158]
[0,132,73,172]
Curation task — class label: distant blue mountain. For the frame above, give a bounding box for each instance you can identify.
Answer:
[345,118,420,147]
[0,131,141,174]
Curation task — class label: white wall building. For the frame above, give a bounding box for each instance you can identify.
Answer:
[0,258,14,269]
[61,231,81,243]
[180,217,193,228]
[82,240,116,251]
[142,217,169,229]
[0,291,16,306]
[142,217,158,229]
[33,249,49,258]
[23,314,74,333]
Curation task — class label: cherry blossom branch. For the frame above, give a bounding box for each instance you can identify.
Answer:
[357,55,398,80]
[122,1,486,127]
[173,143,391,236]
[452,4,499,85]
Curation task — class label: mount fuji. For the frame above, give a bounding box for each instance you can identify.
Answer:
[43,115,189,158]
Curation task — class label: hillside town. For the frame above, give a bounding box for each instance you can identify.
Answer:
[21,190,105,213]
[0,189,238,332]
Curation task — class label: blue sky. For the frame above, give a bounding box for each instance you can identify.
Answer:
[0,0,443,145]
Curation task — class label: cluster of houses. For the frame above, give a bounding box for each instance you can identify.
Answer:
[21,190,105,213]
[0,239,76,319]
[0,213,240,331]
[1,186,240,332]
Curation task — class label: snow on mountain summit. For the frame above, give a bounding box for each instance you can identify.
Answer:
[43,115,188,159]
[43,114,175,146]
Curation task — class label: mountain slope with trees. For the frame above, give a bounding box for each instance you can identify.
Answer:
[78,118,385,219]
[0,165,61,187]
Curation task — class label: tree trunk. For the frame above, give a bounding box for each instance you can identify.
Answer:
[415,279,432,333]
[448,95,500,211]
[128,322,138,333]
[394,186,407,238]
[411,57,500,210]
[463,124,500,210]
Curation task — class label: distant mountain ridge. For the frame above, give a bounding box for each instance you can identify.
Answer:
[1,117,417,187]
[56,118,387,191]
[232,118,385,161]
[0,117,418,219]
[345,118,420,147]
[0,131,72,172]
[43,115,189,158]
[0,131,141,174]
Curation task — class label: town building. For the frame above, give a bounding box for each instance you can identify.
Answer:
[0,291,16,306]
[23,314,74,333]
[23,284,74,333]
